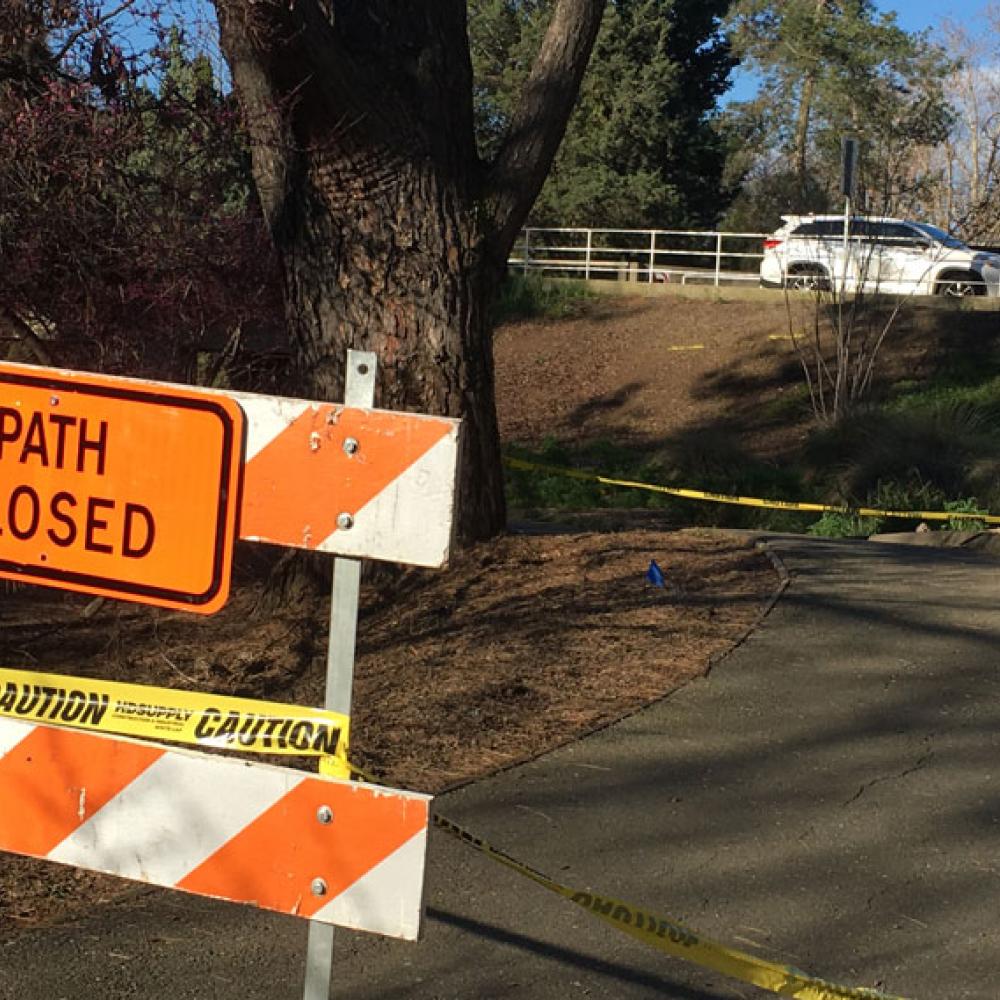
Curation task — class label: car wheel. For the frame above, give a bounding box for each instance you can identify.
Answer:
[935,272,984,297]
[785,267,829,292]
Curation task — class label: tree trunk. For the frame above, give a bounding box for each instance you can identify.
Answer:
[273,160,506,542]
[793,70,815,196]
[792,0,828,203]
[214,0,606,549]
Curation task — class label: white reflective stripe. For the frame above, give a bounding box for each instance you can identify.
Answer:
[48,751,303,884]
[227,392,311,462]
[310,828,427,940]
[0,717,33,758]
[313,432,458,566]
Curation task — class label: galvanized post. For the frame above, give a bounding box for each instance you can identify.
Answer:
[302,349,377,1000]
[648,231,656,283]
[522,229,531,275]
[714,232,723,287]
[584,229,592,281]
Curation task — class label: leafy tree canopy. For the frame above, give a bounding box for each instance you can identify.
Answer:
[470,0,736,228]
[723,0,955,229]
[0,5,281,382]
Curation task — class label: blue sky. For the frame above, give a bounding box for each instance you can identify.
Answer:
[726,0,982,103]
[887,0,964,33]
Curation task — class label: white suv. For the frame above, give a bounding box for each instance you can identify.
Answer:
[760,215,1000,297]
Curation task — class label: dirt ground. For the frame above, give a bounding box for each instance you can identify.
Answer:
[494,292,994,463]
[496,295,801,451]
[11,289,917,930]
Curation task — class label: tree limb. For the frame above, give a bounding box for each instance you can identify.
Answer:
[487,0,607,258]
[213,0,298,228]
[52,0,140,65]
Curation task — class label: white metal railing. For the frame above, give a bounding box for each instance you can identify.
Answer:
[508,227,767,286]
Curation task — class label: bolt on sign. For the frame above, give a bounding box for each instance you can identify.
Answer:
[0,362,244,614]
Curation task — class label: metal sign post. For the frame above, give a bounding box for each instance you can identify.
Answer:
[840,136,859,296]
[304,350,377,1000]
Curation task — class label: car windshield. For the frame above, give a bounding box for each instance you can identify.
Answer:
[910,223,969,250]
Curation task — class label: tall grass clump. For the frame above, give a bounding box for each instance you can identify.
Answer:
[492,274,593,325]
[806,401,1000,500]
[803,400,1000,536]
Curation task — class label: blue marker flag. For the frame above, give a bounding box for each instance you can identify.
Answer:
[646,559,666,588]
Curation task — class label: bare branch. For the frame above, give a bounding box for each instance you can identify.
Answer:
[0,305,53,366]
[53,0,140,64]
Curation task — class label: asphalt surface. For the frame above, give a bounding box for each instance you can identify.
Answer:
[2,534,999,1000]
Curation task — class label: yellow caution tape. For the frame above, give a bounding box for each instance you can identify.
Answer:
[435,814,906,1000]
[506,456,1000,525]
[0,667,350,777]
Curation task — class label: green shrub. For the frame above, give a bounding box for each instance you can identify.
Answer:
[806,482,990,538]
[941,498,988,532]
[806,402,1000,503]
[808,511,883,538]
[504,434,815,531]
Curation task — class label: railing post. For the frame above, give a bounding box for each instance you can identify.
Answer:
[523,229,531,275]
[649,231,656,283]
[585,229,592,282]
[714,232,723,287]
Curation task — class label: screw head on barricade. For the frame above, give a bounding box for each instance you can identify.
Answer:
[342,437,359,456]
[336,513,354,530]
[311,878,328,897]
[316,805,333,824]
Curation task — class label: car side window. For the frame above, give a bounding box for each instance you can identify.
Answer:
[877,223,922,248]
[899,224,933,248]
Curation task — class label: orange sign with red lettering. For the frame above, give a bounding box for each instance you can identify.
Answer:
[0,364,244,614]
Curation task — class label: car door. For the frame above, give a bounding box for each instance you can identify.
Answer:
[845,220,890,292]
[868,222,928,293]
[816,218,857,291]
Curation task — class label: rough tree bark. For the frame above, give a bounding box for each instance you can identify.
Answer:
[793,70,815,191]
[791,0,827,197]
[212,0,607,545]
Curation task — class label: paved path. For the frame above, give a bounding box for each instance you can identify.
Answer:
[3,535,999,1000]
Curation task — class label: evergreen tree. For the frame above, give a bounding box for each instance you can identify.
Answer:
[724,0,954,225]
[470,0,735,228]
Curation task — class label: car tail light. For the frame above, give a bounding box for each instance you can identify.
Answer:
[763,237,784,251]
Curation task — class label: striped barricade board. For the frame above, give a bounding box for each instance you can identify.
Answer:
[231,388,460,569]
[0,717,430,939]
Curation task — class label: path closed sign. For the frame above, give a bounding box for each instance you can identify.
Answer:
[0,363,244,613]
